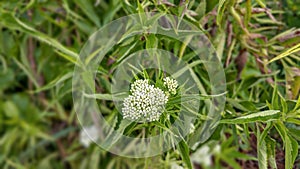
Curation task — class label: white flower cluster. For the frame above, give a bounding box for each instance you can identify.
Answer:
[122,79,168,122]
[163,77,178,95]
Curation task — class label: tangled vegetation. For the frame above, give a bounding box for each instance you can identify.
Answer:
[0,0,299,169]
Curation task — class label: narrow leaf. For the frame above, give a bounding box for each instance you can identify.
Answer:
[177,140,192,169]
[220,110,280,124]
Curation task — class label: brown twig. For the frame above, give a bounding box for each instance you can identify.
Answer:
[254,56,274,84]
[27,10,45,104]
[225,22,233,67]
[52,122,71,169]
[27,36,34,92]
[158,0,176,6]
[250,8,277,22]
[226,22,233,48]
[278,29,300,42]
[235,49,248,80]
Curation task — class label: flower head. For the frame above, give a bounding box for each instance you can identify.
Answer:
[163,77,178,95]
[122,79,168,122]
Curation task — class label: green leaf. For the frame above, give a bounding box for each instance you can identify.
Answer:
[177,140,192,169]
[274,122,286,144]
[287,127,300,141]
[73,0,100,27]
[214,30,226,60]
[34,72,73,93]
[101,119,132,150]
[3,101,20,118]
[244,0,251,28]
[227,98,257,112]
[146,34,158,49]
[255,0,266,8]
[259,122,273,145]
[216,0,228,27]
[0,68,14,90]
[0,12,79,63]
[13,58,39,88]
[275,121,299,169]
[83,92,127,101]
[294,96,300,111]
[220,148,243,169]
[220,110,281,124]
[265,137,277,169]
[206,0,219,12]
[268,43,300,64]
[89,148,101,169]
[271,84,279,110]
[5,159,26,169]
[285,134,298,169]
[286,118,300,125]
[287,135,298,169]
[196,0,206,19]
[257,126,268,169]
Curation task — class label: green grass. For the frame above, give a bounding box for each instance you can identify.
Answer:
[0,0,299,169]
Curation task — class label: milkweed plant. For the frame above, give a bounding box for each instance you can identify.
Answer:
[1,0,300,169]
[80,73,181,144]
[122,77,178,122]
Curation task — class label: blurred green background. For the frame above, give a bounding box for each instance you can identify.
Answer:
[0,0,299,169]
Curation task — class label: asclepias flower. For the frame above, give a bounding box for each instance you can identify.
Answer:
[122,77,178,122]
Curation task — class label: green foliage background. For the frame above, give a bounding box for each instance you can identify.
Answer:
[0,0,299,169]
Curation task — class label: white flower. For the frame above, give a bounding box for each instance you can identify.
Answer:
[189,123,195,134]
[170,162,184,169]
[79,125,99,147]
[122,79,168,122]
[163,77,178,95]
[213,144,221,154]
[191,145,212,167]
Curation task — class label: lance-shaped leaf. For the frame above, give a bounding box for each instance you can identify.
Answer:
[220,110,280,124]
